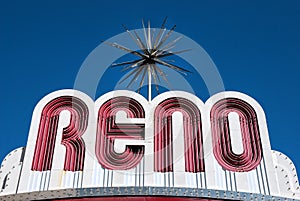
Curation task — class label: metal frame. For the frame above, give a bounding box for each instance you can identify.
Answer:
[0,187,299,201]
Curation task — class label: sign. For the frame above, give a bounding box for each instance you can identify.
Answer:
[0,89,300,200]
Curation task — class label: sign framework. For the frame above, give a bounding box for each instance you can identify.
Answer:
[0,89,299,200]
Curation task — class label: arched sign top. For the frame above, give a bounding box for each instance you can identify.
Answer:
[0,89,299,200]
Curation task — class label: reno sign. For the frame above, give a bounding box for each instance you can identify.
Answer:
[1,89,300,200]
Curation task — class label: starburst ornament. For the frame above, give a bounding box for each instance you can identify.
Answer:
[105,18,191,101]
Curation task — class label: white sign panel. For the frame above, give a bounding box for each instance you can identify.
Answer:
[0,89,299,200]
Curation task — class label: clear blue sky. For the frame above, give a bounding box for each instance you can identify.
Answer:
[0,1,299,171]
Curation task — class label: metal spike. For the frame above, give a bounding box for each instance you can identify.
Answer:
[157,36,183,54]
[111,59,142,68]
[153,64,161,82]
[119,66,143,84]
[121,59,145,72]
[148,21,152,50]
[126,66,145,88]
[155,65,172,89]
[122,24,148,55]
[155,58,191,74]
[153,17,168,49]
[155,45,176,55]
[157,49,192,58]
[104,41,146,58]
[151,29,156,53]
[155,24,177,51]
[150,64,160,94]
[138,66,148,93]
[142,19,150,51]
[133,30,148,53]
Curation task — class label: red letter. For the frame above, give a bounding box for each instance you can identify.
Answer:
[96,97,145,170]
[32,96,88,171]
[154,98,204,172]
[211,98,262,172]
